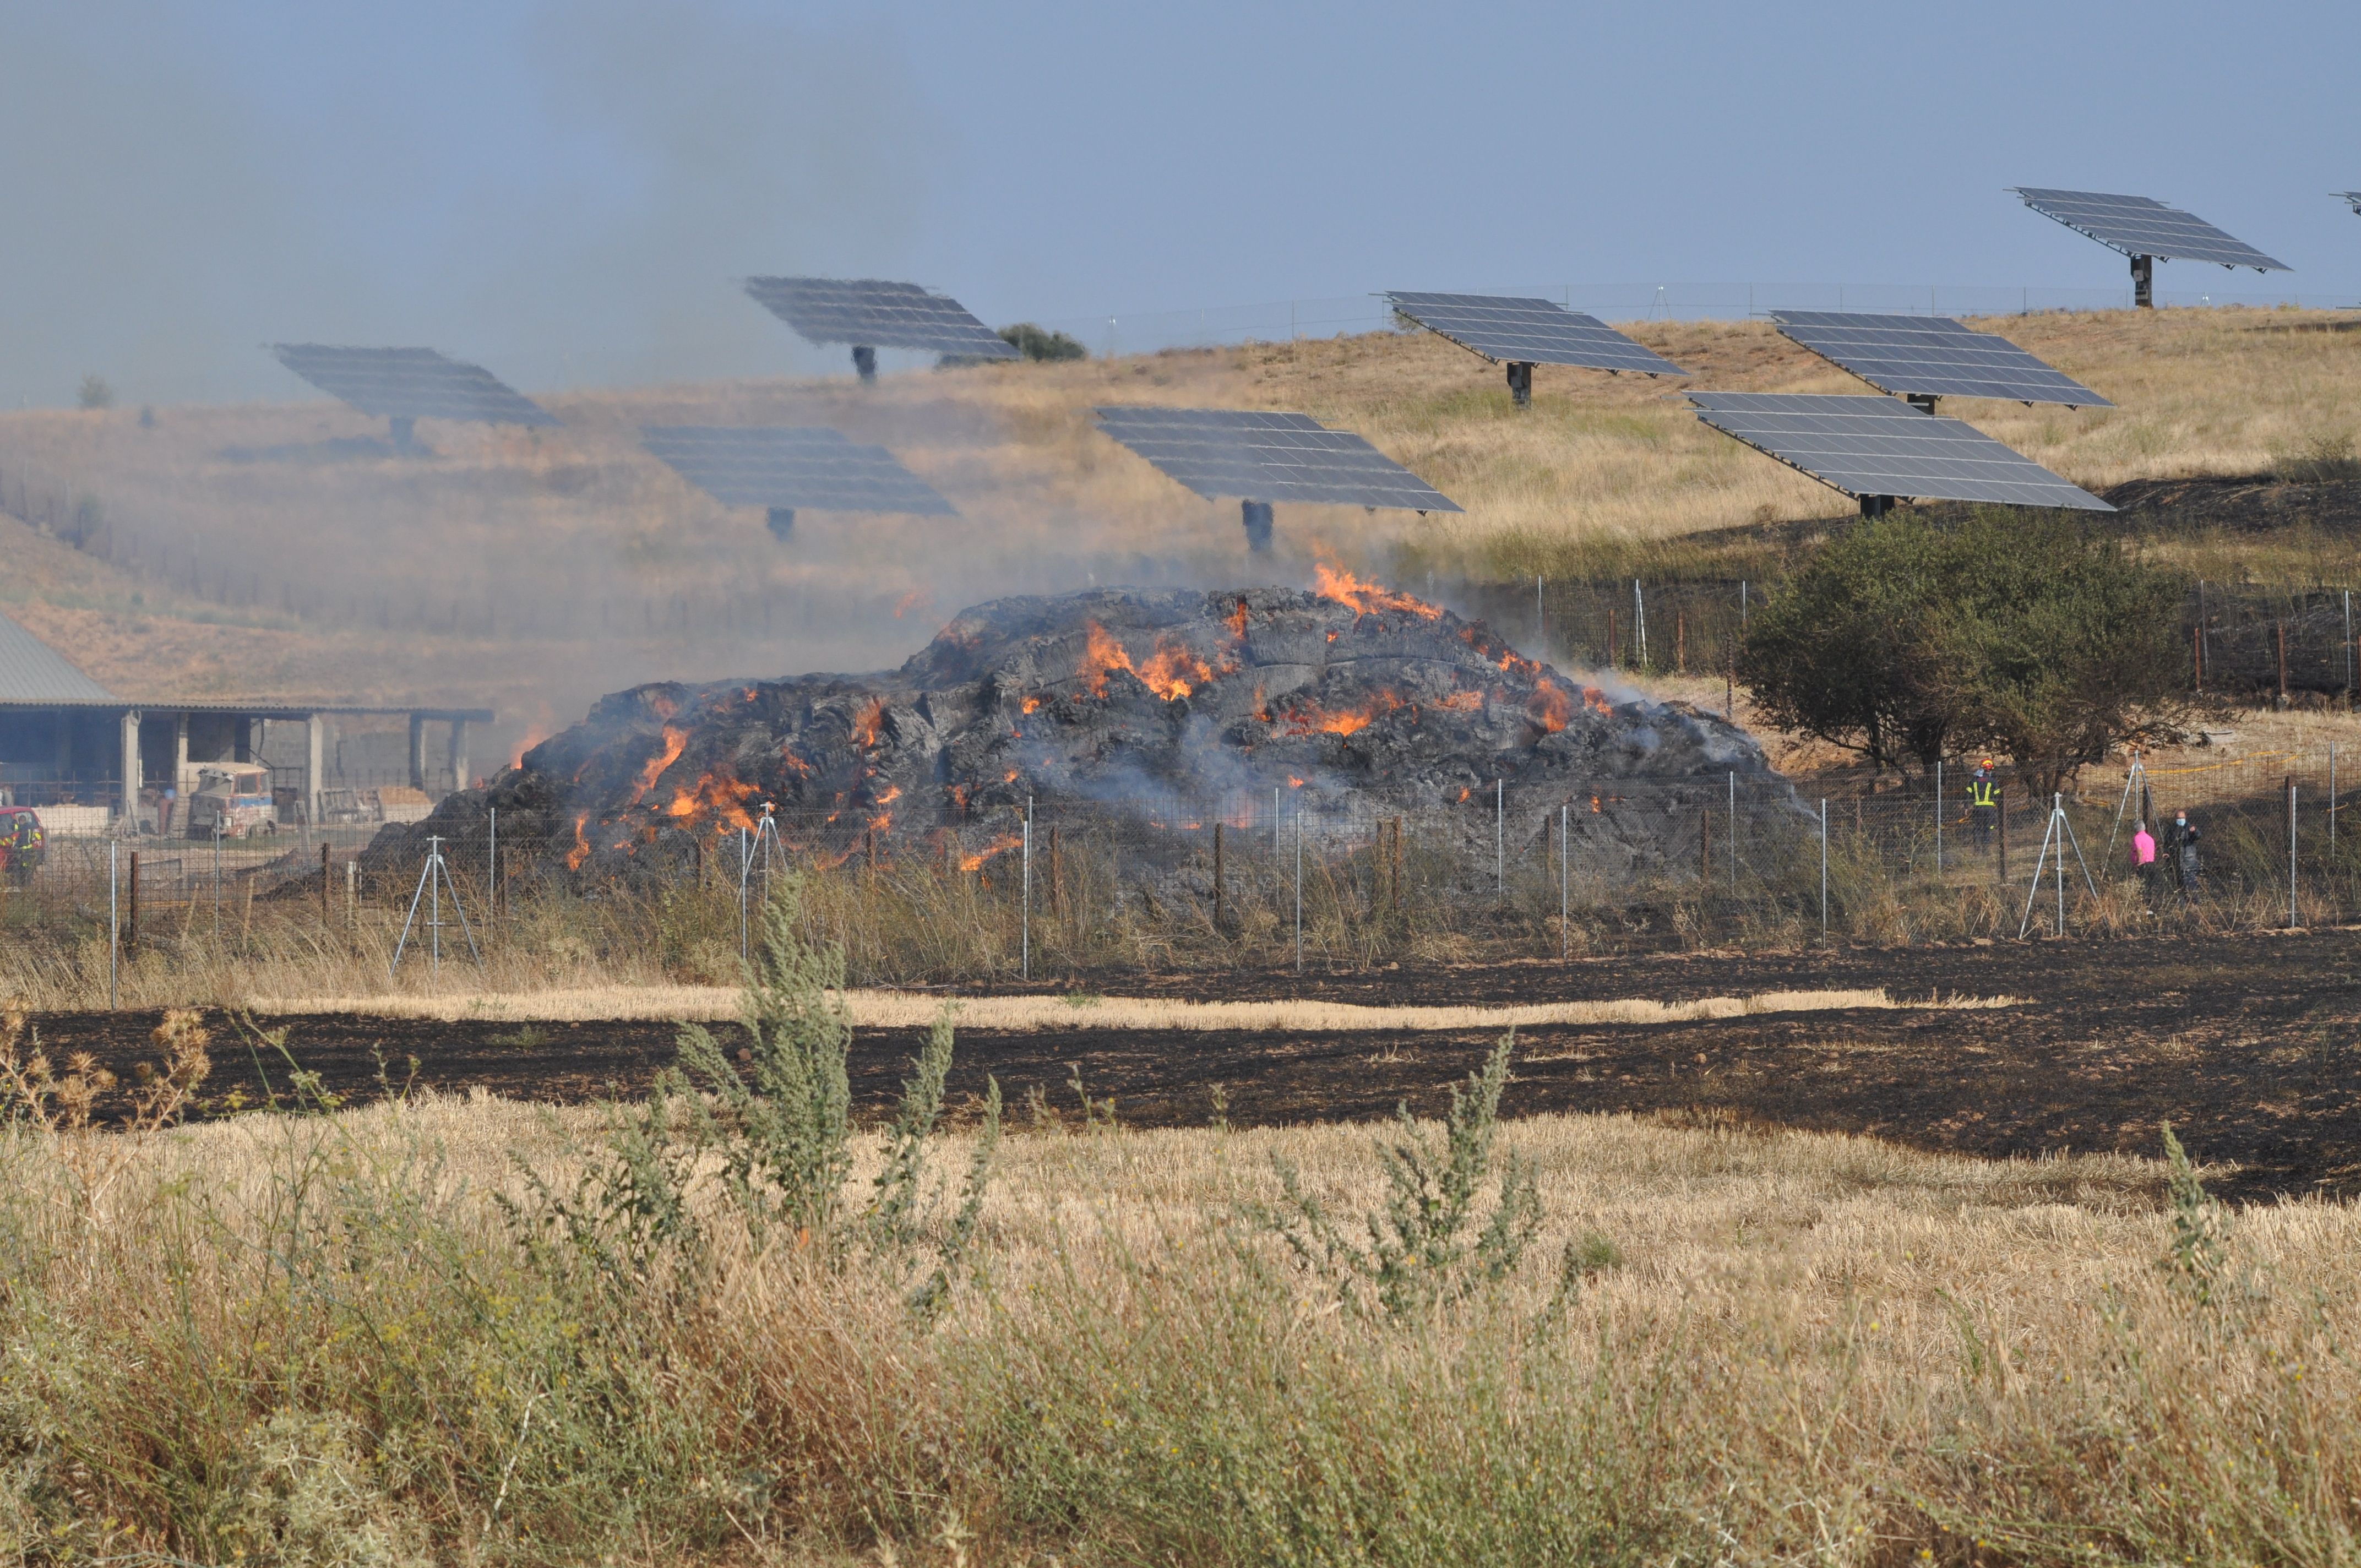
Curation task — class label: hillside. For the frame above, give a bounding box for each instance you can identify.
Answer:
[0,306,2352,764]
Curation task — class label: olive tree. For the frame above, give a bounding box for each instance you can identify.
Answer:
[1737,508,2189,791]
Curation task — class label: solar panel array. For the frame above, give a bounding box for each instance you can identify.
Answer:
[270,345,557,426]
[1770,312,2112,407]
[1093,408,1461,512]
[1384,292,1689,376]
[640,427,956,516]
[1685,394,2112,511]
[2009,188,2289,270]
[743,277,1019,358]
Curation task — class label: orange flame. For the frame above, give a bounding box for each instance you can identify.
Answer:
[567,813,591,870]
[852,698,888,750]
[1278,690,1406,737]
[1312,559,1444,620]
[665,771,760,832]
[1527,681,1573,734]
[1021,696,1042,714]
[1081,621,1218,700]
[868,813,893,834]
[873,784,902,806]
[1225,598,1250,639]
[893,589,931,619]
[1433,690,1483,712]
[627,726,688,806]
[960,834,1023,872]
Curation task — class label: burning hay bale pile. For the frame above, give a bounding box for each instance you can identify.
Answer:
[372,568,1787,890]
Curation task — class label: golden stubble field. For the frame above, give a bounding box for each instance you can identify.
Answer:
[0,306,2351,761]
[10,1070,2357,1561]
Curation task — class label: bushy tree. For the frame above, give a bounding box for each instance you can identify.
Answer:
[77,374,113,411]
[1737,509,2189,790]
[997,322,1088,362]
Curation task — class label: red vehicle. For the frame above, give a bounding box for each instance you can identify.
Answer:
[0,807,45,885]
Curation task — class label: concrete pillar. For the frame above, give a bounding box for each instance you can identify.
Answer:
[238,716,256,763]
[449,718,469,794]
[119,708,140,828]
[408,713,426,792]
[170,712,189,837]
[52,714,69,785]
[306,714,324,829]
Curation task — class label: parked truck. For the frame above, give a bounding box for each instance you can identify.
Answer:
[185,766,279,838]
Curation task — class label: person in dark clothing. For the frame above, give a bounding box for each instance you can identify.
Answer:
[2168,809,2201,893]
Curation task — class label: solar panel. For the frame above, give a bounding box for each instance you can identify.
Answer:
[269,345,557,426]
[639,427,956,516]
[1384,292,1689,376]
[2009,188,2289,270]
[1686,393,2112,511]
[743,277,1019,358]
[1092,407,1462,513]
[1769,312,2112,407]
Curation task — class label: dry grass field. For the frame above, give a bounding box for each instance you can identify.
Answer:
[6,1069,2354,1563]
[0,306,2353,763]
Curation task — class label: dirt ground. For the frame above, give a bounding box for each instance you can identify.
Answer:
[36,928,2361,1202]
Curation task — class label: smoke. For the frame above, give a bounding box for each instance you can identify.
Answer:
[0,5,935,407]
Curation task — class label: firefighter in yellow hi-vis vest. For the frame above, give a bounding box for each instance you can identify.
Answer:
[1968,758,1999,850]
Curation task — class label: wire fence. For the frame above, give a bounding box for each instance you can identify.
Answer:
[1442,578,2361,701]
[9,744,2361,995]
[1025,280,2325,361]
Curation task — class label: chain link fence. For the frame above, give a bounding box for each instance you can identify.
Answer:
[2,743,2355,998]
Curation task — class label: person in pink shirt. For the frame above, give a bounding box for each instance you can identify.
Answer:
[2131,819,2157,896]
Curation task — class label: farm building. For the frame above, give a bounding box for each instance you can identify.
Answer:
[0,608,490,834]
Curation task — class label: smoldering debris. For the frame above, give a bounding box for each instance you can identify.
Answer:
[370,568,1789,887]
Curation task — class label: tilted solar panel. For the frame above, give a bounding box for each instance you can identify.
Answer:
[2009,188,2288,270]
[269,345,557,426]
[1092,407,1461,513]
[1685,393,2112,511]
[1769,312,2110,407]
[639,427,955,516]
[1385,292,1689,376]
[743,277,1019,358]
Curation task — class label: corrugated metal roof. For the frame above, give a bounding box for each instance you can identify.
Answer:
[0,610,113,701]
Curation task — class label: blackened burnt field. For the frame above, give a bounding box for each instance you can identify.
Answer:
[43,930,2361,1201]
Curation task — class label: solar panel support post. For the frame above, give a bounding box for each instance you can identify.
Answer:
[1505,361,1534,409]
[851,345,878,382]
[1240,499,1274,554]
[1859,494,1896,518]
[2131,254,2154,309]
[1906,394,1938,415]
[766,507,795,543]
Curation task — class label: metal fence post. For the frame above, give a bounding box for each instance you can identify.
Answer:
[1819,799,1828,934]
[1934,760,1943,874]
[1494,778,1504,901]
[1559,801,1569,960]
[107,839,117,1011]
[488,804,497,927]
[1293,807,1304,975]
[1021,801,1032,982]
[2290,777,2299,928]
[1727,771,1737,895]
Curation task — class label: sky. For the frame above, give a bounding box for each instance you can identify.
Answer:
[2,0,2357,407]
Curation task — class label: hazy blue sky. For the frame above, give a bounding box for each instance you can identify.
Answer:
[3,0,2355,405]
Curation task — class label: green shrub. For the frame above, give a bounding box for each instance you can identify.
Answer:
[1738,508,2190,788]
[997,322,1088,362]
[1261,1030,1541,1317]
